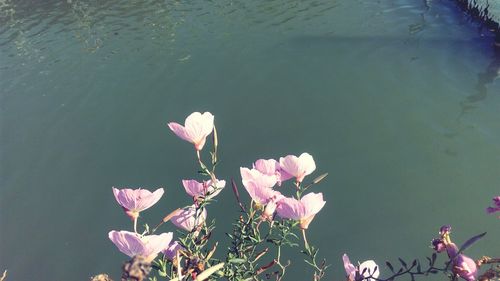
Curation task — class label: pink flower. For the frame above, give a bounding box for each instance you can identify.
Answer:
[167,112,214,151]
[170,205,207,232]
[452,254,478,281]
[276,192,325,229]
[279,153,316,183]
[182,179,226,199]
[439,226,478,281]
[253,159,292,185]
[241,179,283,206]
[108,230,173,262]
[486,196,500,217]
[445,242,478,281]
[262,197,279,220]
[112,187,164,220]
[162,240,184,261]
[342,254,380,281]
[241,177,283,220]
[240,167,277,189]
[431,238,446,253]
[342,254,357,281]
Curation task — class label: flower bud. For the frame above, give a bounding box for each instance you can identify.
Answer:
[431,238,446,253]
[262,200,277,221]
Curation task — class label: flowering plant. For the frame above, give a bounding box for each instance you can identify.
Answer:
[99,112,500,281]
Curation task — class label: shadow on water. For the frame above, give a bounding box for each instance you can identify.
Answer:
[458,47,500,117]
[470,47,500,102]
[288,34,490,50]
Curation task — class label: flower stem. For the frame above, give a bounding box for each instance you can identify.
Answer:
[196,149,217,183]
[134,217,138,234]
[302,229,310,251]
[197,150,203,167]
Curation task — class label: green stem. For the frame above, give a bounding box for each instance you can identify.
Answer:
[134,216,138,234]
[302,229,310,251]
[196,149,216,183]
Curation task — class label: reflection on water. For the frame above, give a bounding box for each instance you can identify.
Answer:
[0,0,340,58]
[70,0,104,53]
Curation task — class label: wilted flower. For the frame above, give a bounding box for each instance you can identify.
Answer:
[440,225,452,235]
[343,254,357,281]
[279,153,316,183]
[112,187,164,220]
[342,254,380,281]
[437,225,478,281]
[162,240,184,261]
[276,192,325,229]
[253,158,292,186]
[445,240,478,281]
[108,230,173,262]
[452,253,478,281]
[167,112,214,151]
[182,179,226,200]
[170,205,207,232]
[122,255,152,281]
[486,196,500,217]
[431,238,446,253]
[444,242,478,281]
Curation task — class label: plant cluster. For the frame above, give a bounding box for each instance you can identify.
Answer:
[102,112,499,281]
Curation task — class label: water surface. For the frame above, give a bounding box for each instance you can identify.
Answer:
[1,0,499,280]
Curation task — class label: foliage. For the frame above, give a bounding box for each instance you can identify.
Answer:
[102,112,499,281]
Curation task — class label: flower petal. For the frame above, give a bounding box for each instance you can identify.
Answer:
[108,230,144,258]
[301,192,326,217]
[279,153,316,182]
[184,112,214,150]
[167,122,191,143]
[134,188,164,212]
[358,260,380,281]
[162,240,184,261]
[243,180,282,205]
[141,232,173,260]
[170,206,207,232]
[182,179,204,197]
[240,167,277,189]
[254,159,280,175]
[113,187,139,211]
[276,196,305,220]
[342,254,356,280]
[168,112,214,150]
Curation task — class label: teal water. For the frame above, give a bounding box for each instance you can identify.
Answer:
[1,0,499,280]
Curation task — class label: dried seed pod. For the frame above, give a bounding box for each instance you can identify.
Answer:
[90,274,113,281]
[121,256,152,281]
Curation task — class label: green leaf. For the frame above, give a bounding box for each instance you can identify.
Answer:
[457,232,487,255]
[386,261,394,272]
[249,236,260,243]
[398,258,407,268]
[304,259,315,267]
[228,258,246,264]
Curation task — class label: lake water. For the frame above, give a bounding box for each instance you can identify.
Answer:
[1,0,499,280]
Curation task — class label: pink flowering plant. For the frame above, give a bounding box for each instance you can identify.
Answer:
[103,112,500,281]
